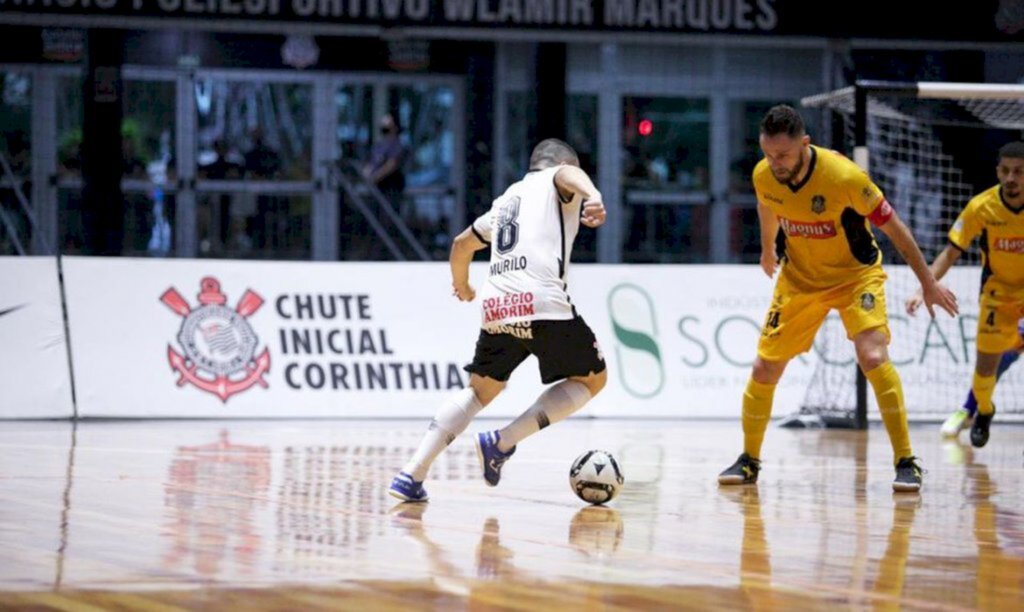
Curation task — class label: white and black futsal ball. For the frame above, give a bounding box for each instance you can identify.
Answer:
[569,450,624,505]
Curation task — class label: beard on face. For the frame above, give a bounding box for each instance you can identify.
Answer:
[771,152,805,185]
[1002,172,1021,197]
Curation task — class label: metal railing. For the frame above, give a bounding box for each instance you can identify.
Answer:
[0,150,53,255]
[325,159,431,261]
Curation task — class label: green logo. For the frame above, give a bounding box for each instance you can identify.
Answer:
[607,284,663,398]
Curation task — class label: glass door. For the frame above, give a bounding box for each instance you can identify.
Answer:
[193,72,315,260]
[0,69,32,255]
[121,74,177,256]
[54,69,178,256]
[39,68,462,262]
[54,70,84,254]
[621,96,711,263]
[390,83,456,260]
[334,77,463,261]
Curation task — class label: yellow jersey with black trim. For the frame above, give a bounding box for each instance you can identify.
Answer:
[948,185,1024,290]
[753,146,887,291]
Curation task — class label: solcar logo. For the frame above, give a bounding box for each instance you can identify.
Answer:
[607,284,663,398]
[161,277,270,402]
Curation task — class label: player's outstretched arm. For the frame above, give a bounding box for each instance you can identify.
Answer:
[877,213,958,318]
[555,166,606,228]
[905,243,962,316]
[756,201,780,278]
[450,226,487,302]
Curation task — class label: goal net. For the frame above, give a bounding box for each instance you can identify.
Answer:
[795,81,1024,427]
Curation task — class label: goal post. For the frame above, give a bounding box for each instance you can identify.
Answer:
[792,80,1024,429]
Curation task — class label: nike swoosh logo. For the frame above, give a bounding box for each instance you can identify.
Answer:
[0,304,26,318]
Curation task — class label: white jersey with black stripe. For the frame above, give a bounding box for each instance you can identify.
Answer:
[471,166,581,329]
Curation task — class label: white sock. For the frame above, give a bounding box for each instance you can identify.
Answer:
[403,388,483,481]
[497,380,592,451]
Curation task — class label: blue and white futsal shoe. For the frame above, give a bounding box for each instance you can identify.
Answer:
[476,430,516,487]
[388,471,428,502]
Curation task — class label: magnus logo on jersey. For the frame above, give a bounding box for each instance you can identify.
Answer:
[778,217,837,239]
[992,236,1024,253]
[161,277,271,402]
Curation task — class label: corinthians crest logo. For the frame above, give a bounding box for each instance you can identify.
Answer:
[160,277,270,402]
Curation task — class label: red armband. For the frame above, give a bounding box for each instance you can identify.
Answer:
[868,199,894,227]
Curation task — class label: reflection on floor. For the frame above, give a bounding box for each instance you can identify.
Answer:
[1,420,1022,609]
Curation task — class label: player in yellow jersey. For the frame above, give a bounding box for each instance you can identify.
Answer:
[905,142,1024,448]
[718,105,958,492]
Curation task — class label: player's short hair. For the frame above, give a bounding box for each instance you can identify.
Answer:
[998,141,1024,162]
[760,105,806,138]
[529,138,579,170]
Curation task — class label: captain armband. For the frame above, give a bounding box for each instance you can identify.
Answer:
[868,199,894,227]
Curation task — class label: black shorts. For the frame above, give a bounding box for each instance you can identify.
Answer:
[464,316,606,384]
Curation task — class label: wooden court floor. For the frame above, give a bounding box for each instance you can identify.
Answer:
[1,419,1022,611]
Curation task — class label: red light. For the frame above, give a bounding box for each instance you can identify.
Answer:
[638,119,653,136]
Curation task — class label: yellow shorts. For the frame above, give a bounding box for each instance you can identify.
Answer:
[976,280,1024,354]
[757,270,890,362]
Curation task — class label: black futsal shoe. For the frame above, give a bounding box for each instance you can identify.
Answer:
[893,456,923,492]
[718,453,761,485]
[970,407,995,448]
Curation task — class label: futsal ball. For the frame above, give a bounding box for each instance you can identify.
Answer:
[569,450,624,505]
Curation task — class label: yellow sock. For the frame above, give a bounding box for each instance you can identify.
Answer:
[742,379,776,459]
[973,372,997,416]
[864,362,912,464]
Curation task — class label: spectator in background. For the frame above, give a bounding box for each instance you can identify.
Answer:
[200,140,244,253]
[363,112,407,212]
[2,130,30,176]
[244,128,281,180]
[200,139,243,180]
[122,137,147,179]
[245,128,284,251]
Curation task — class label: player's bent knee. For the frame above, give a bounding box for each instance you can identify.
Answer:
[858,354,888,373]
[469,374,506,406]
[573,369,607,397]
[856,348,888,373]
[853,328,889,371]
[751,357,786,384]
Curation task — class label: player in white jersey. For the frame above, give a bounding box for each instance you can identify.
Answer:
[389,139,608,502]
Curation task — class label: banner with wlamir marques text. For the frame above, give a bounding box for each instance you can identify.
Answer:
[2,0,1021,43]
[61,257,993,419]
